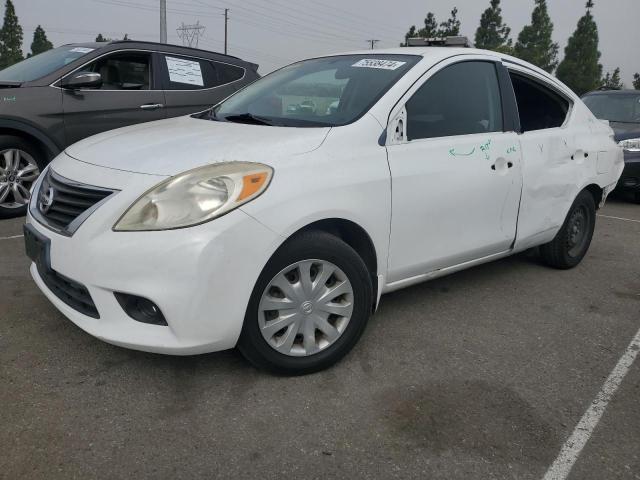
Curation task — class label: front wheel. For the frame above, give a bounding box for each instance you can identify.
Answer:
[539,190,596,269]
[0,135,45,219]
[238,231,373,375]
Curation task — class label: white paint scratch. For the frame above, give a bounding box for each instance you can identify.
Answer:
[597,214,640,224]
[542,326,640,480]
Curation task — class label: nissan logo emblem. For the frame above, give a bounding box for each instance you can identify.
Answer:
[39,186,55,214]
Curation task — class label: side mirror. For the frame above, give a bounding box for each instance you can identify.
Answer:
[61,71,102,90]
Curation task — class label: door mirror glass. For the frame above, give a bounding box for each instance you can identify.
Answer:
[61,71,102,90]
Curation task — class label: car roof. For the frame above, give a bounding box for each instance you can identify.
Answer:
[322,46,474,59]
[318,46,550,76]
[60,40,249,65]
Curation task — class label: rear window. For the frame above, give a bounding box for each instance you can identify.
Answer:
[583,93,640,124]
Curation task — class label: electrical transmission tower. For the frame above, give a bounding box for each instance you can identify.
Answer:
[366,39,380,49]
[177,21,206,48]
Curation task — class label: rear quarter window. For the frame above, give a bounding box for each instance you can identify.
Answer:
[216,62,245,84]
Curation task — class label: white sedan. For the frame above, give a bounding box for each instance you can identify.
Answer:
[25,48,623,374]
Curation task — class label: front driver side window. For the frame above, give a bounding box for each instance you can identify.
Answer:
[85,53,151,90]
[405,61,503,141]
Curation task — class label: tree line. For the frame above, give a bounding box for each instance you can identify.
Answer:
[0,0,638,94]
[404,0,640,94]
[0,0,127,69]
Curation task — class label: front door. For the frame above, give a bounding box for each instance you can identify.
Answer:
[386,60,523,283]
[62,51,166,146]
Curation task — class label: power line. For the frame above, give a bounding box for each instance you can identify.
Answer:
[367,39,380,49]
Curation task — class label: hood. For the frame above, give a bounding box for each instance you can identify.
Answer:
[65,115,331,176]
[609,121,640,141]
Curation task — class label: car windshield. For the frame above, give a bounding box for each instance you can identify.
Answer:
[209,54,420,127]
[582,93,640,124]
[0,45,96,83]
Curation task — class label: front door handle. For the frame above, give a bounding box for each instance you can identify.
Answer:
[491,158,514,171]
[140,103,164,110]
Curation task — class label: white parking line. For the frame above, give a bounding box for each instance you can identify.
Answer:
[542,326,640,480]
[597,214,640,224]
[0,234,23,241]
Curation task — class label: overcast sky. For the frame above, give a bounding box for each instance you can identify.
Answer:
[12,0,640,84]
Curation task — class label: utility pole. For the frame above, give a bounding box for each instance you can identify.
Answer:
[367,39,380,49]
[224,8,229,54]
[160,0,167,43]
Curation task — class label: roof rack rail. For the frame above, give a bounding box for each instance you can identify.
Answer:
[406,36,471,48]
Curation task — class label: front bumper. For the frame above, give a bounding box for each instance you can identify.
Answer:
[26,154,282,355]
[615,150,640,192]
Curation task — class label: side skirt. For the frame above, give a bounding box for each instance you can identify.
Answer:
[383,249,514,294]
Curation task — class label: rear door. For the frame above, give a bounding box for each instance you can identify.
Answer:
[385,58,523,282]
[505,69,581,248]
[158,53,248,117]
[61,50,166,145]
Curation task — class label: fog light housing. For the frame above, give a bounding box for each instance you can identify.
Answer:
[114,292,168,326]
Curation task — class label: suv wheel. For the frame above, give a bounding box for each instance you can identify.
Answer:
[238,231,373,375]
[0,135,44,219]
[539,190,596,269]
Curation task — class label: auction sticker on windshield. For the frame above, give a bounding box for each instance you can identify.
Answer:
[352,59,406,70]
[70,47,94,54]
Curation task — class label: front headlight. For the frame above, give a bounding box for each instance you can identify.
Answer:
[114,162,273,231]
[619,138,640,152]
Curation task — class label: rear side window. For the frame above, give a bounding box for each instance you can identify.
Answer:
[405,61,503,140]
[163,56,245,90]
[164,55,218,90]
[509,72,570,132]
[216,62,245,84]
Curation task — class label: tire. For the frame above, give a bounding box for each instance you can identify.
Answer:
[238,230,373,375]
[539,190,596,269]
[0,135,46,219]
[633,192,640,205]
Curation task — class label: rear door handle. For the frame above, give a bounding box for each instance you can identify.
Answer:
[140,103,164,110]
[571,150,589,160]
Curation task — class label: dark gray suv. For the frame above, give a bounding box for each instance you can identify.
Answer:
[0,40,259,218]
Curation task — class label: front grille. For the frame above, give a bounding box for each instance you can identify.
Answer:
[33,169,116,236]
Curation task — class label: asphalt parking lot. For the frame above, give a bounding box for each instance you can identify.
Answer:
[1,199,639,480]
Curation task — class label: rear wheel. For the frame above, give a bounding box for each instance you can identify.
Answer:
[238,231,373,375]
[539,190,596,269]
[0,135,45,219]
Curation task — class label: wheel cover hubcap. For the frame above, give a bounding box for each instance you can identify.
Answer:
[0,148,40,209]
[566,206,589,257]
[258,259,354,357]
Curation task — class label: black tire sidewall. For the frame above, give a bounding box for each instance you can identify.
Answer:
[0,135,46,218]
[238,231,373,375]
[546,191,596,268]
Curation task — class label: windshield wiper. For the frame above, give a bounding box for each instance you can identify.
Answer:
[222,113,275,126]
